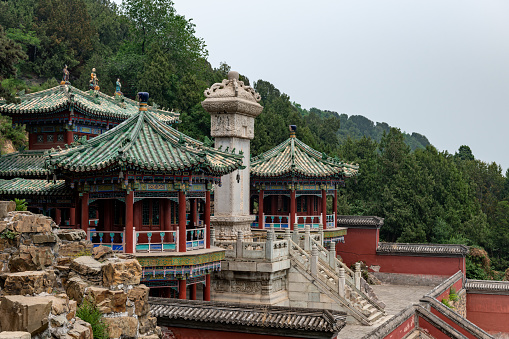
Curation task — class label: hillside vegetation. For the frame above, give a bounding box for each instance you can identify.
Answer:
[1,0,508,279]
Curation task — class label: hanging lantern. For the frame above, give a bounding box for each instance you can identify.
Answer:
[236,170,240,183]
[118,170,123,179]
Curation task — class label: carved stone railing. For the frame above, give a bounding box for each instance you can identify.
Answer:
[215,230,289,261]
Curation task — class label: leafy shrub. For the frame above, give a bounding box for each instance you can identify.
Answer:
[14,198,27,211]
[76,299,108,339]
[449,287,459,302]
[441,298,453,309]
[0,229,18,240]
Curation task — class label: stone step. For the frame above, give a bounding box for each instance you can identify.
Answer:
[367,311,384,323]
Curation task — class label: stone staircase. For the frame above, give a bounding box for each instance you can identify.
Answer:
[288,238,385,325]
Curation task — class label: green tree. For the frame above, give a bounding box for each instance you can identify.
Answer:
[0,25,27,103]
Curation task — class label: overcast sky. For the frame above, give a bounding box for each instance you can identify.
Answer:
[119,1,509,171]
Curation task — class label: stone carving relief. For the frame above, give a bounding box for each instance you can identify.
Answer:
[212,280,230,293]
[210,113,255,139]
[231,281,262,294]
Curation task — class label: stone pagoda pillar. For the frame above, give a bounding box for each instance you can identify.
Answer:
[202,71,263,237]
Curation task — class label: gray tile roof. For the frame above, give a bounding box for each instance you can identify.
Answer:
[466,279,509,294]
[377,242,469,257]
[336,215,384,228]
[149,297,346,337]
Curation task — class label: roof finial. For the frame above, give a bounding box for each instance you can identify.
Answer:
[89,68,100,91]
[138,92,149,112]
[115,78,123,97]
[289,125,297,138]
[61,65,70,85]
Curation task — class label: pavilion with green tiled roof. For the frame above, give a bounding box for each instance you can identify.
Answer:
[43,92,242,300]
[250,125,358,232]
[0,83,179,150]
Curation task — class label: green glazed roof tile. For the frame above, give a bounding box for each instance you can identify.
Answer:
[251,137,359,178]
[47,110,244,176]
[0,85,179,123]
[0,150,50,178]
[0,178,70,195]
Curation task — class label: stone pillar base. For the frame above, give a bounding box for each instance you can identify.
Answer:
[211,269,289,306]
[211,215,255,239]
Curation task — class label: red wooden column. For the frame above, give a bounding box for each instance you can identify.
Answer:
[258,189,264,229]
[29,133,38,150]
[125,191,134,253]
[178,190,187,252]
[70,208,76,227]
[290,189,296,230]
[65,130,73,145]
[55,209,61,226]
[178,280,186,300]
[321,189,327,228]
[81,193,89,233]
[205,190,211,249]
[190,284,197,300]
[204,274,211,301]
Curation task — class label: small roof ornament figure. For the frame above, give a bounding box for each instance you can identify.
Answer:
[61,65,70,85]
[89,68,100,91]
[115,78,123,96]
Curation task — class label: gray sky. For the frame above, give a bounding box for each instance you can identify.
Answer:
[123,0,509,171]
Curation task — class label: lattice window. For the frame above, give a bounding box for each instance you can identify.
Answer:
[152,200,160,225]
[57,134,64,142]
[73,134,79,141]
[314,196,319,212]
[37,135,44,143]
[142,200,150,226]
[47,134,54,142]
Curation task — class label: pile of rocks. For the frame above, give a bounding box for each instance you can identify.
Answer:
[66,247,160,339]
[0,202,161,338]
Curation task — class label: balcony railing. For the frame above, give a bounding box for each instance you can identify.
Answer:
[88,226,207,253]
[251,214,336,229]
[135,230,177,253]
[88,229,125,252]
[295,215,322,229]
[186,226,206,250]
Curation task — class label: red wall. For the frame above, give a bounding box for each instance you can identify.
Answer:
[336,228,379,266]
[167,327,336,339]
[383,315,415,339]
[337,228,465,276]
[429,307,476,339]
[418,316,452,339]
[467,293,509,334]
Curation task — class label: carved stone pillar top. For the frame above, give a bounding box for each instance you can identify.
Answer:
[202,71,263,139]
